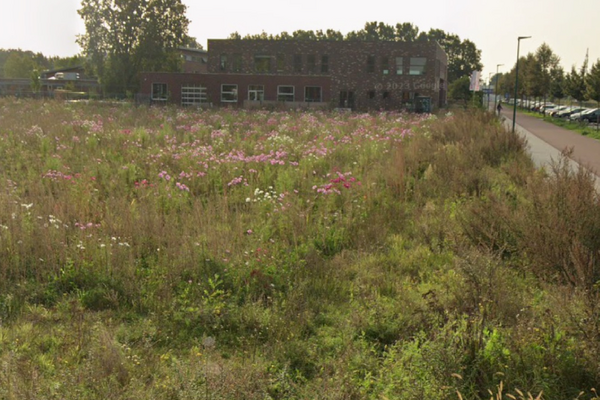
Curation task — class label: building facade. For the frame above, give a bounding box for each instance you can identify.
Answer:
[140,39,448,111]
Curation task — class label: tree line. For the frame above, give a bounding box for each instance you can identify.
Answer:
[229,21,483,84]
[0,49,83,79]
[495,44,600,107]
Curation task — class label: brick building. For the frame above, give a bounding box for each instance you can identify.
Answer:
[179,47,208,74]
[139,39,447,111]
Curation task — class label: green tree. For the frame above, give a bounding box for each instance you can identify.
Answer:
[77,0,191,96]
[550,66,566,105]
[420,29,482,83]
[586,59,600,107]
[523,53,543,103]
[30,69,41,94]
[534,43,560,109]
[395,23,420,41]
[566,65,587,105]
[3,52,37,78]
[448,75,472,106]
[502,55,530,104]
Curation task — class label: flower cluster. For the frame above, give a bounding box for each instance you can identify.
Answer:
[313,172,360,195]
[246,186,285,204]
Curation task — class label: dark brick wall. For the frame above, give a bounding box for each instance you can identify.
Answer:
[140,72,331,106]
[140,39,448,111]
[207,39,447,110]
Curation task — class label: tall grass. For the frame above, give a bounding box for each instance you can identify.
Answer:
[1,98,599,399]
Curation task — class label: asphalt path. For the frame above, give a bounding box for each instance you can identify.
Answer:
[496,107,600,192]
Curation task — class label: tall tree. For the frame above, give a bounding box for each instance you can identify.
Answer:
[586,59,600,106]
[77,0,191,95]
[550,66,566,105]
[566,66,587,105]
[566,53,589,106]
[523,52,543,102]
[534,43,560,108]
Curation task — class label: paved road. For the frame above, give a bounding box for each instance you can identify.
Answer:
[497,107,600,191]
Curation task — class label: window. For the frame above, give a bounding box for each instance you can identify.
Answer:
[152,83,167,101]
[181,85,207,106]
[381,56,389,75]
[409,57,427,75]
[248,85,264,101]
[305,86,322,102]
[307,55,316,74]
[221,84,238,102]
[277,85,294,102]
[367,90,376,99]
[321,55,329,73]
[276,54,286,72]
[396,57,404,75]
[382,91,390,99]
[220,54,227,71]
[254,55,271,73]
[231,53,242,72]
[294,54,302,73]
[367,55,375,73]
[339,90,355,108]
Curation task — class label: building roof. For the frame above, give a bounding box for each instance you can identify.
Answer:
[178,47,207,54]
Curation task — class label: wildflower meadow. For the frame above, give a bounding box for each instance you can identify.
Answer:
[1,98,600,399]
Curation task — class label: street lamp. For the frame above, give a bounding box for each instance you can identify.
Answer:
[512,36,531,133]
[487,72,492,109]
[494,64,503,112]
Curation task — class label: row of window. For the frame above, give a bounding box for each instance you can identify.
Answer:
[217,54,427,75]
[220,54,330,74]
[366,90,418,101]
[221,84,322,102]
[151,83,323,104]
[367,56,427,75]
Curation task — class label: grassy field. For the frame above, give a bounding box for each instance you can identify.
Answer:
[1,99,600,399]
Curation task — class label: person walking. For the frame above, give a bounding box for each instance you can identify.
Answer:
[496,101,503,115]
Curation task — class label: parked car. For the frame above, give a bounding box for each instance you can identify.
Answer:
[569,108,596,122]
[576,108,600,123]
[557,107,586,118]
[539,104,556,114]
[549,105,568,117]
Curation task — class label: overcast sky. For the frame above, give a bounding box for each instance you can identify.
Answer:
[1,0,597,80]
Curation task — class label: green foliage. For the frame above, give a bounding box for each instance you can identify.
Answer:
[586,59,600,103]
[449,76,472,105]
[566,53,590,104]
[77,0,192,94]
[3,52,38,78]
[1,100,600,398]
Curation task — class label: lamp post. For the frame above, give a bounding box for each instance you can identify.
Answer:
[494,64,503,112]
[487,72,492,110]
[512,36,531,133]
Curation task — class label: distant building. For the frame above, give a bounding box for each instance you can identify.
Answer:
[41,66,99,96]
[140,39,448,111]
[0,65,99,98]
